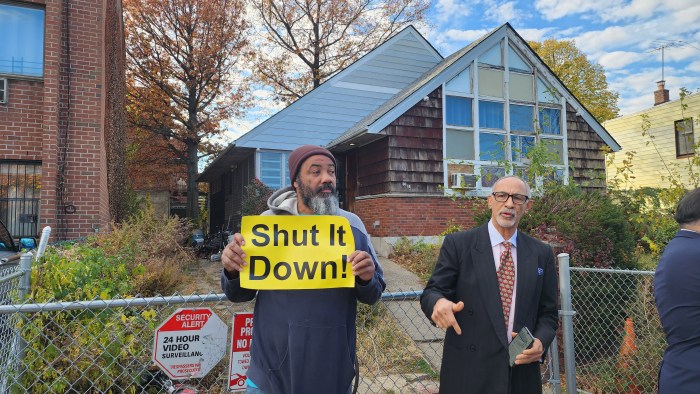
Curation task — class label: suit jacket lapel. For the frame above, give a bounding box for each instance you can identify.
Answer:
[473,224,509,348]
[514,233,536,328]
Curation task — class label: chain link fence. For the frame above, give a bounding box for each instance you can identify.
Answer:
[1,261,24,393]
[3,252,667,394]
[0,255,560,393]
[567,266,663,393]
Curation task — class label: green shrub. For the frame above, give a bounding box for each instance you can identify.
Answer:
[473,183,636,268]
[16,206,196,392]
[241,178,274,216]
[608,187,677,257]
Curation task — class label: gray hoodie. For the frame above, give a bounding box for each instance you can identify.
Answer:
[221,186,386,394]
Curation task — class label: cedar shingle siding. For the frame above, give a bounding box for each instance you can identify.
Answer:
[566,103,607,191]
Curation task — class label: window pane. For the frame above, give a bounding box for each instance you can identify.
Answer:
[543,138,565,164]
[478,68,504,98]
[479,101,504,129]
[0,4,44,77]
[479,133,506,161]
[446,67,471,94]
[509,72,534,102]
[510,104,534,133]
[0,161,41,237]
[508,45,532,72]
[537,78,558,103]
[675,118,695,156]
[539,108,561,135]
[446,96,473,126]
[259,152,283,189]
[480,43,502,66]
[511,135,536,162]
[446,129,475,160]
[480,166,505,187]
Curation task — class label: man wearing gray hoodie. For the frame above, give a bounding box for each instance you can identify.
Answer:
[221,145,385,394]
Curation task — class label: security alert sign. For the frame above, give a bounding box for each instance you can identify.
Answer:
[153,308,227,380]
[228,312,254,392]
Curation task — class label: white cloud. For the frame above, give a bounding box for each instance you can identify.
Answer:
[515,27,557,42]
[598,51,647,70]
[434,0,472,23]
[485,1,518,23]
[572,26,640,53]
[628,0,699,24]
[534,0,622,21]
[688,60,700,73]
[430,28,491,53]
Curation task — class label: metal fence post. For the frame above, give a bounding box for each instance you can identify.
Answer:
[19,252,32,300]
[549,336,562,393]
[558,253,576,394]
[17,252,32,364]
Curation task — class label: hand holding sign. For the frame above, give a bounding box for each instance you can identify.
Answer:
[239,216,357,290]
[222,233,247,275]
[348,250,375,282]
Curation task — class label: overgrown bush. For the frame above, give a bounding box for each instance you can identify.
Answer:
[389,237,441,284]
[473,183,637,268]
[607,187,678,257]
[15,206,196,392]
[241,178,274,216]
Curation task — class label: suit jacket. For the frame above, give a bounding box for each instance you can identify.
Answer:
[654,230,700,394]
[420,223,558,394]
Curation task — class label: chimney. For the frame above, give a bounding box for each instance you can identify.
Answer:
[654,80,670,106]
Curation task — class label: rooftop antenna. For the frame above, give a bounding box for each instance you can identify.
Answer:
[648,40,688,81]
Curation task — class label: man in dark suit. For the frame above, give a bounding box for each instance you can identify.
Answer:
[654,187,700,394]
[420,175,558,394]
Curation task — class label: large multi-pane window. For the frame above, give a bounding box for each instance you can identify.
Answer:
[258,151,291,190]
[444,39,566,192]
[675,118,695,157]
[0,2,45,78]
[0,161,41,237]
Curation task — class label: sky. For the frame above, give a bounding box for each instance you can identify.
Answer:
[224,0,700,141]
[424,0,700,116]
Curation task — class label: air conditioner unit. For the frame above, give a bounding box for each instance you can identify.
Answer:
[0,78,7,104]
[450,173,477,189]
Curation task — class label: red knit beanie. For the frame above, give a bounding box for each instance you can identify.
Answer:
[288,145,337,184]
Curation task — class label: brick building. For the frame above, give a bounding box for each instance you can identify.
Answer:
[0,0,125,240]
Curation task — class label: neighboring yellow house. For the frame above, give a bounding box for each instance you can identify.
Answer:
[605,83,700,189]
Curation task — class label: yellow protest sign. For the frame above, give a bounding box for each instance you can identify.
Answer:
[240,215,356,290]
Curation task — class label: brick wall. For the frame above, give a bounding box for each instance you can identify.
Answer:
[354,195,484,237]
[0,80,44,160]
[1,0,115,239]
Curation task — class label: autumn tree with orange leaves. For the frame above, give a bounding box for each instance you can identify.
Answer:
[124,0,249,219]
[251,0,430,104]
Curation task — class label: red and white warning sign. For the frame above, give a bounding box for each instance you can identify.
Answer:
[153,308,227,380]
[228,312,254,391]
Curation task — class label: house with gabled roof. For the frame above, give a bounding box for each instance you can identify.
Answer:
[199,23,620,254]
[197,26,444,232]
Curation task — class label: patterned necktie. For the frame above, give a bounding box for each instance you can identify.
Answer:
[497,241,515,327]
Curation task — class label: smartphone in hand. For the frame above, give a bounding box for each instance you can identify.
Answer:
[509,326,534,366]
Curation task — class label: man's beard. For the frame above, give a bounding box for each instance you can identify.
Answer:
[299,180,339,215]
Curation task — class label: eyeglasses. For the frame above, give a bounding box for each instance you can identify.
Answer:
[491,191,529,205]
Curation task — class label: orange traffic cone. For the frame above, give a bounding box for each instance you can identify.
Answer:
[617,317,641,394]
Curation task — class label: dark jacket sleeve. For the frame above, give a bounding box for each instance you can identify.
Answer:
[420,233,461,323]
[221,269,257,302]
[351,226,386,305]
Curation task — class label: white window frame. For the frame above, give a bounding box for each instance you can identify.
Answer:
[256,150,291,190]
[0,78,7,104]
[443,38,569,196]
